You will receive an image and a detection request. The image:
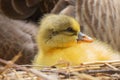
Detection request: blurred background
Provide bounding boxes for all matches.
[0,0,120,64]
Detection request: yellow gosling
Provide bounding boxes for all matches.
[33,14,120,67]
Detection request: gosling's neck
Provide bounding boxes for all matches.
[39,46,66,54]
[39,43,77,54]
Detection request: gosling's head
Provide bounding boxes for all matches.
[37,14,93,50]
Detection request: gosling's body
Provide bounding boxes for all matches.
[33,14,119,67]
[34,41,119,66]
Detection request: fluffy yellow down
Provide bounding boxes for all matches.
[33,14,120,67]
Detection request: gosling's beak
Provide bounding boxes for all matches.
[77,32,93,43]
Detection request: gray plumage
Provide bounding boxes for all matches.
[76,0,120,51]
[0,14,38,64]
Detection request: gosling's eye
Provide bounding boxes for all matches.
[52,31,58,36]
[65,27,74,32]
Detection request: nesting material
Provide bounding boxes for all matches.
[0,57,120,80]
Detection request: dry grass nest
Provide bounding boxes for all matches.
[0,53,120,80]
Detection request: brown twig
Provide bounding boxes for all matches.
[83,69,120,74]
[0,52,22,74]
[0,58,57,80]
[82,60,120,65]
[104,63,119,70]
